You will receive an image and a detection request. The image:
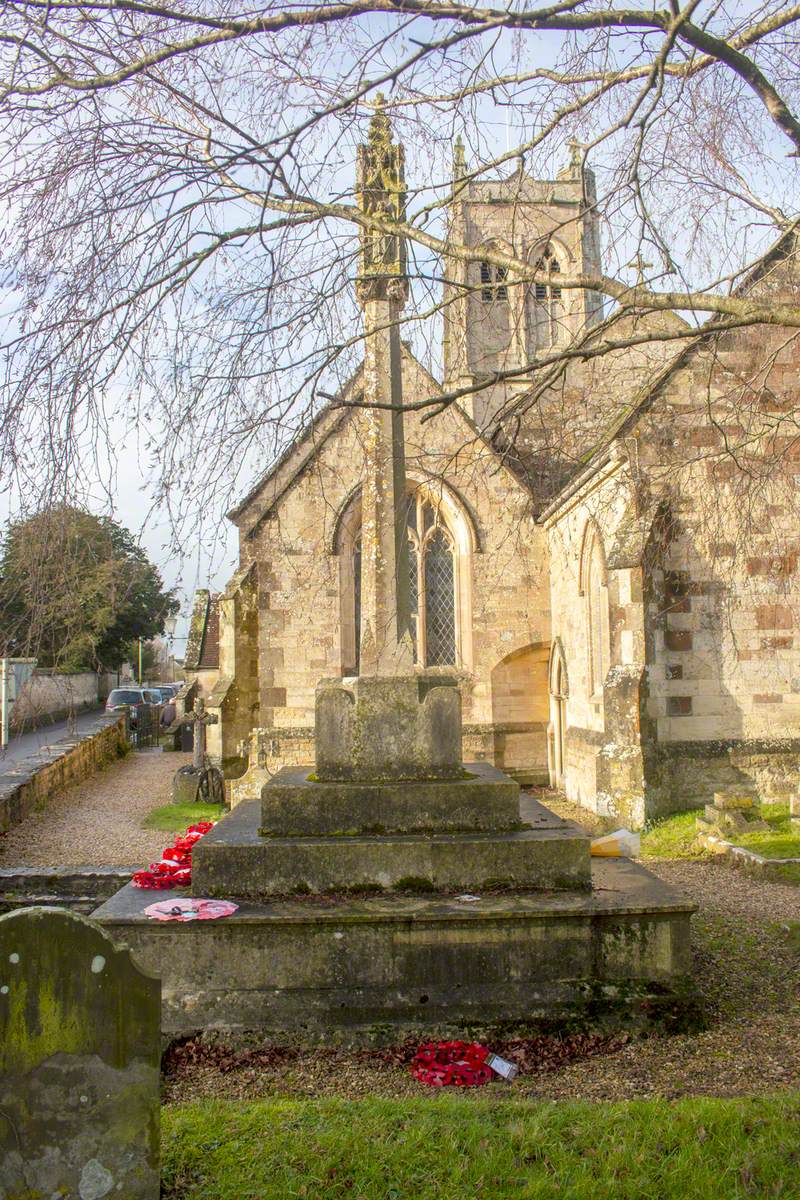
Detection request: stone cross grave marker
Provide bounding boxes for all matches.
[0,905,160,1199]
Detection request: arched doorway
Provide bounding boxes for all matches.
[490,643,550,782]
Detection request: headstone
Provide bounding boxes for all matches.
[0,906,160,1198]
[790,793,800,829]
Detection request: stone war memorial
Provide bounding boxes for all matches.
[94,106,695,1041]
[0,906,160,1199]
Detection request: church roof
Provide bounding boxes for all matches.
[226,346,534,536]
[543,224,800,516]
[184,589,221,671]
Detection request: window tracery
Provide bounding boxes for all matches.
[529,244,564,348]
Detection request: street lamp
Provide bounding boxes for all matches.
[164,616,178,682]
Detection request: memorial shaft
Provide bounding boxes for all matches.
[355,98,414,675]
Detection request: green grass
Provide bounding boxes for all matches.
[161,1094,800,1200]
[640,801,800,863]
[736,802,800,859]
[142,801,225,832]
[640,808,706,860]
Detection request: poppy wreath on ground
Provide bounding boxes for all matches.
[411,1041,494,1087]
[131,822,216,890]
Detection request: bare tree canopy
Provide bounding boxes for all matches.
[2,0,800,539]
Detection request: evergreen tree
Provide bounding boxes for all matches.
[0,506,178,672]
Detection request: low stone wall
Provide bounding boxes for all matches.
[645,738,800,816]
[0,865,136,915]
[0,714,127,833]
[9,669,103,731]
[697,830,800,884]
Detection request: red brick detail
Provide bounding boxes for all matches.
[689,428,721,447]
[755,605,794,630]
[747,555,797,577]
[760,637,793,650]
[665,630,693,651]
[667,697,693,716]
[708,461,737,482]
[753,694,783,704]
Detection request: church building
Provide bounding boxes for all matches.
[184,112,800,828]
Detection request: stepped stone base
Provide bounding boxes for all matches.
[261,761,521,835]
[193,797,591,895]
[93,860,695,1040]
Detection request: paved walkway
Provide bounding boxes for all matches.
[0,749,193,867]
[0,708,106,767]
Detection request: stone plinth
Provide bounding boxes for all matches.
[93,860,696,1041]
[315,674,461,782]
[260,760,521,835]
[192,798,590,895]
[0,906,160,1199]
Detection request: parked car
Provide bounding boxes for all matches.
[151,684,180,702]
[105,687,162,730]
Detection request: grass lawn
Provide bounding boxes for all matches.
[640,802,800,862]
[142,801,226,832]
[736,803,800,859]
[640,808,707,860]
[161,1093,800,1200]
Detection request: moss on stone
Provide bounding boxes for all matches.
[393,876,436,893]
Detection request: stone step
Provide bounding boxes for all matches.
[260,761,521,835]
[192,800,591,897]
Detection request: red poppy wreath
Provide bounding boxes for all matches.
[131,821,215,890]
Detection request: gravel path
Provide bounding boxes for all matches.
[163,858,800,1104]
[0,749,193,867]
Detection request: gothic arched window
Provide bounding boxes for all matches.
[339,483,473,675]
[406,492,458,667]
[529,245,564,349]
[579,524,610,697]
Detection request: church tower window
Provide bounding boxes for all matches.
[530,246,564,348]
[480,260,508,302]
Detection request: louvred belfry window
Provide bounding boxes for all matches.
[531,246,564,347]
[480,260,508,302]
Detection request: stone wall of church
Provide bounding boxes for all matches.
[230,352,553,779]
[632,298,800,810]
[545,456,648,820]
[548,250,800,820]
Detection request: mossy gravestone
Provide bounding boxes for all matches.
[0,906,160,1199]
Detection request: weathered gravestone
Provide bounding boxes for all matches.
[0,906,160,1199]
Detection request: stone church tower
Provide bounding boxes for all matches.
[442,139,604,431]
